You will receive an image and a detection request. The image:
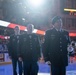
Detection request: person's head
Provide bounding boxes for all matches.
[14,26,20,35]
[27,24,34,34]
[51,16,63,30]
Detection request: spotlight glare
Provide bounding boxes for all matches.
[29,0,44,7]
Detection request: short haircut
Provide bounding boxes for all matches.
[27,24,34,28]
[51,16,62,25]
[14,26,19,29]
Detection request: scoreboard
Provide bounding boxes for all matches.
[64,0,76,9]
[61,0,76,15]
[60,0,76,30]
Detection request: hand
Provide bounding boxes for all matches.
[18,57,22,61]
[46,61,51,65]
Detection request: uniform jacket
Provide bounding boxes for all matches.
[19,33,41,62]
[8,34,20,59]
[43,28,70,66]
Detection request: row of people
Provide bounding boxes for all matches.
[7,16,74,75]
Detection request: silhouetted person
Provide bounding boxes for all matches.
[43,16,71,75]
[19,24,41,75]
[8,26,22,75]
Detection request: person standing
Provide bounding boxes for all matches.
[19,24,41,75]
[43,16,71,75]
[8,26,22,75]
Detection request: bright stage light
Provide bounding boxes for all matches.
[28,0,44,7]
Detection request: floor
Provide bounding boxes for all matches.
[0,62,76,75]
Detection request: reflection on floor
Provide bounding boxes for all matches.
[0,62,76,75]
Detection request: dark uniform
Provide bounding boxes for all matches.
[43,28,70,75]
[19,33,41,75]
[8,34,22,75]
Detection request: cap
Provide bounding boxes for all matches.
[51,16,62,25]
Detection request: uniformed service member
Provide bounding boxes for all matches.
[8,26,22,75]
[19,24,41,75]
[43,16,70,75]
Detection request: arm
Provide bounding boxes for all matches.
[36,35,41,59]
[42,31,49,61]
[67,32,71,44]
[7,36,13,58]
[18,35,23,57]
[18,35,23,61]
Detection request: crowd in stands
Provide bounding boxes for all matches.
[0,38,8,53]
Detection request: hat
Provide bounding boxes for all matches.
[51,16,62,25]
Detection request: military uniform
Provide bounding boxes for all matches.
[19,33,41,75]
[8,34,22,75]
[43,28,70,75]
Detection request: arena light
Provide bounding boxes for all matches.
[0,20,76,36]
[28,0,44,7]
[64,8,76,12]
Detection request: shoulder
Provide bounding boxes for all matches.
[32,33,39,38]
[62,29,69,34]
[10,34,14,38]
[45,28,54,34]
[10,34,14,37]
[19,33,26,38]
